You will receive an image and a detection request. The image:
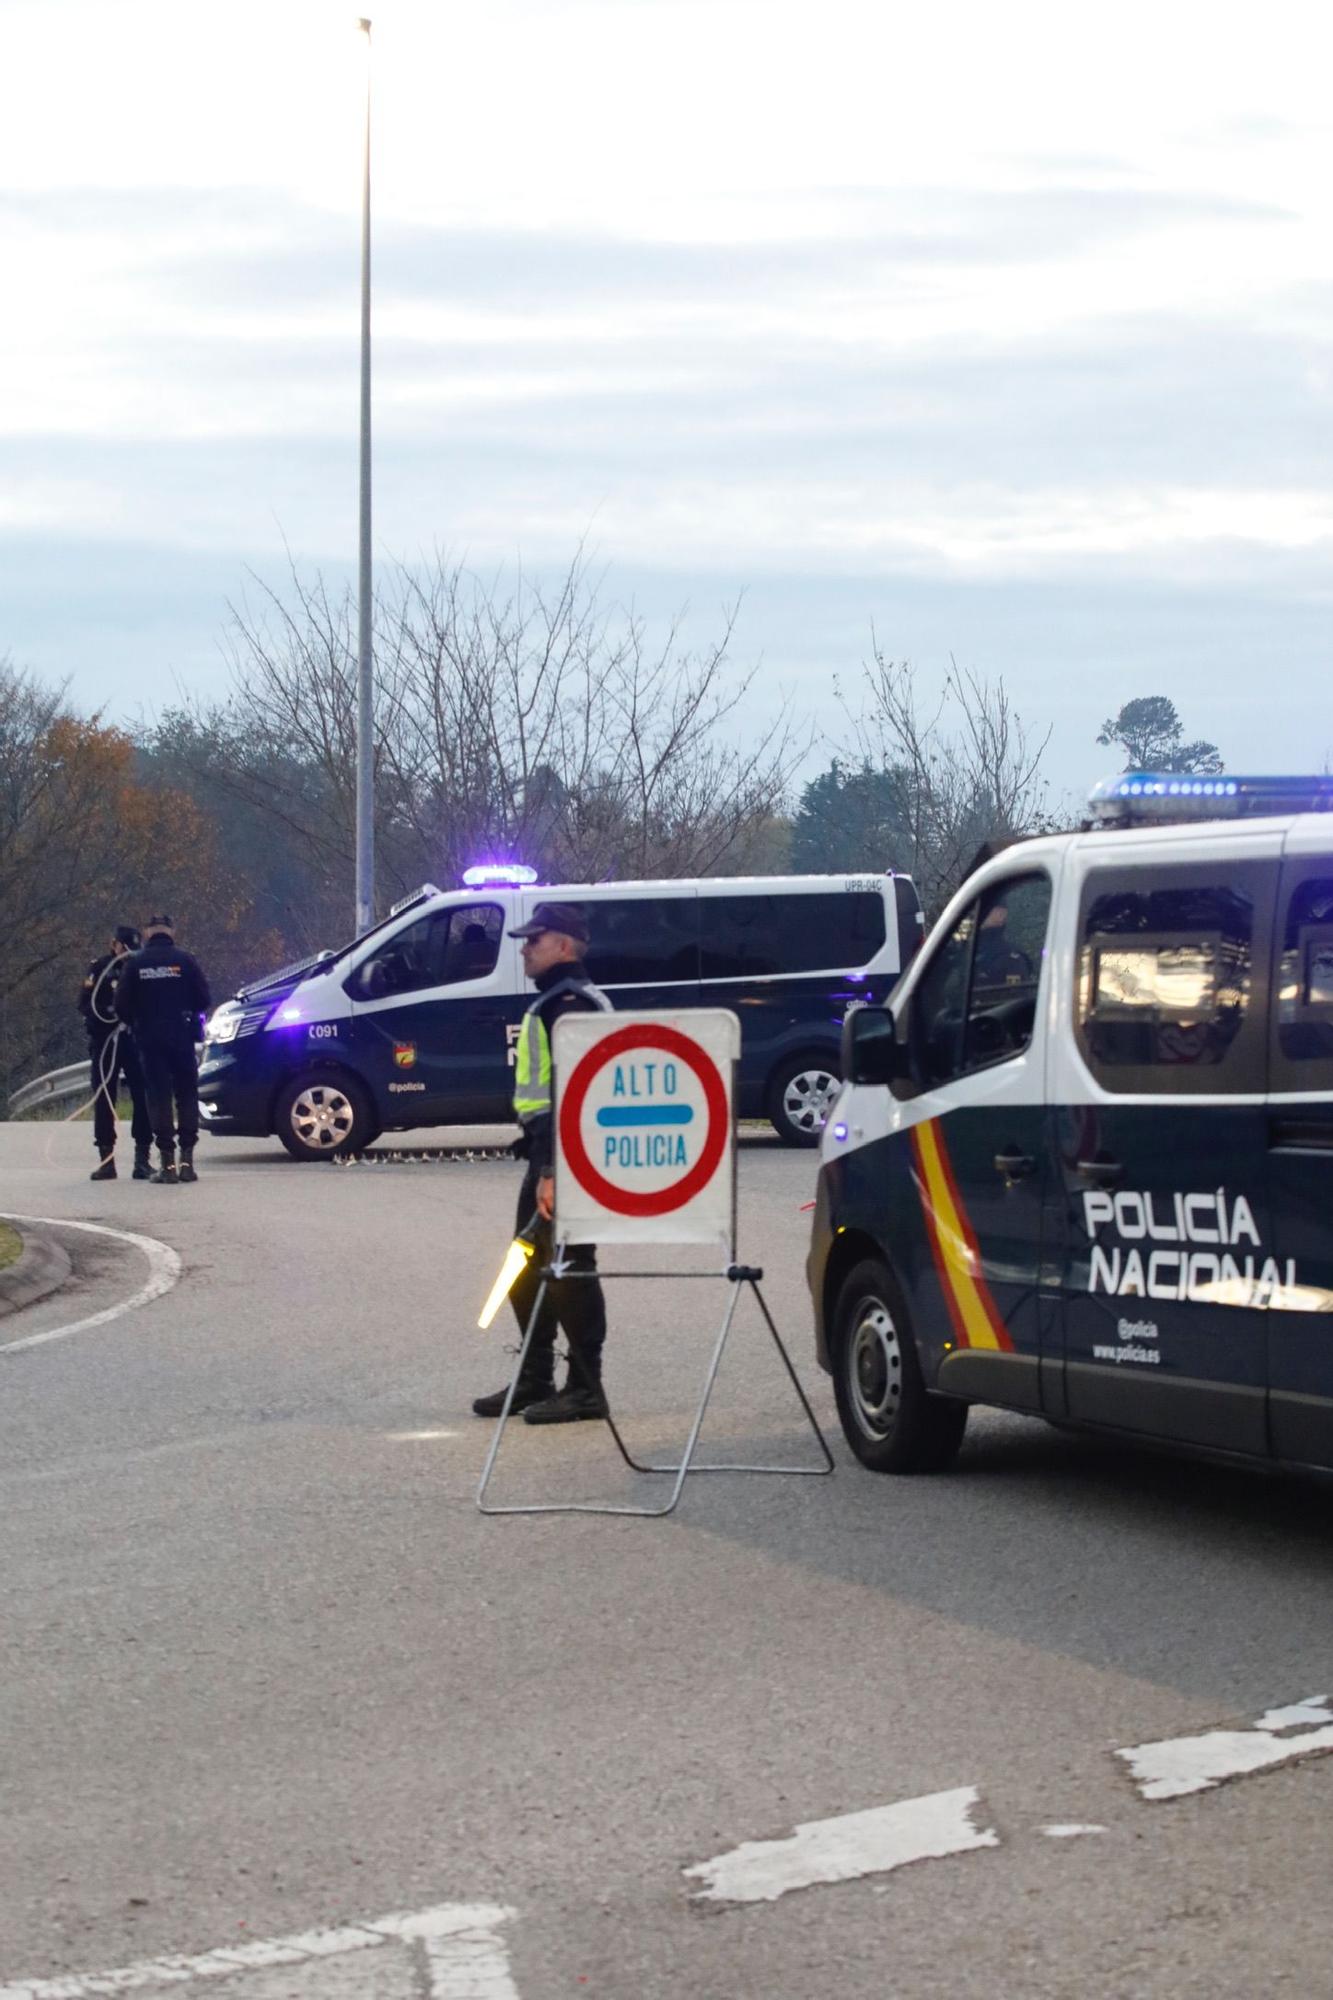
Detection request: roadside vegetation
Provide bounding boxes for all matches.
[0,550,1220,1112]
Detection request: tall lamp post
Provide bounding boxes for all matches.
[355,16,374,935]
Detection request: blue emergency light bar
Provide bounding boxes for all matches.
[1089,772,1333,826]
[461,863,539,888]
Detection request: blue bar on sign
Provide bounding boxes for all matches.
[595,1105,695,1128]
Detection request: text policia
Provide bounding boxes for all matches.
[1083,1187,1306,1310]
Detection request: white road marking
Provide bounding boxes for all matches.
[385,1429,462,1442]
[683,1786,998,1904]
[1117,1694,1333,1801]
[0,1903,519,2000]
[0,1216,181,1356]
[1040,1824,1106,1839]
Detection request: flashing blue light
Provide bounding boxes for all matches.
[462,863,538,888]
[280,1005,301,1022]
[1090,771,1332,825]
[832,1122,849,1143]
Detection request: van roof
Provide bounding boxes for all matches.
[436,872,907,898]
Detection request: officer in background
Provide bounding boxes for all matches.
[115,915,212,1185]
[78,924,153,1182]
[472,902,614,1425]
[972,895,1034,995]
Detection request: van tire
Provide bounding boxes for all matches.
[831,1257,968,1473]
[768,1053,841,1147]
[275,1071,378,1161]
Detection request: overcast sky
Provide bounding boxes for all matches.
[3,0,1330,798]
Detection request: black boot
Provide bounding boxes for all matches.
[90,1155,117,1182]
[150,1149,178,1185]
[523,1364,607,1425]
[178,1152,198,1184]
[132,1149,152,1181]
[472,1374,554,1419]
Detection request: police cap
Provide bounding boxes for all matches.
[507,901,590,944]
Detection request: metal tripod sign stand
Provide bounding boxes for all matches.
[476,1009,834,1518]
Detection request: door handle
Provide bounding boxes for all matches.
[1269,1116,1333,1152]
[1076,1157,1123,1187]
[993,1148,1036,1180]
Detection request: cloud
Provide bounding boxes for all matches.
[4,529,1329,793]
[5,178,1289,314]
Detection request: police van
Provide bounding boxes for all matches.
[199,868,923,1160]
[809,775,1333,1478]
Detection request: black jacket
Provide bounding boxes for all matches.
[115,937,212,1046]
[524,961,610,1179]
[78,953,127,1038]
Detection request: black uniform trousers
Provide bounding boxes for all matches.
[137,1036,201,1156]
[89,1032,153,1158]
[508,1162,607,1384]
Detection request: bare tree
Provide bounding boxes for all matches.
[203,551,803,911]
[841,646,1055,915]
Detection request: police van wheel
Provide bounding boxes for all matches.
[768,1056,841,1147]
[831,1258,968,1473]
[276,1072,376,1161]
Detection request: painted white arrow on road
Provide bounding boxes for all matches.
[684,1785,998,1904]
[1116,1694,1333,1801]
[0,1903,519,2000]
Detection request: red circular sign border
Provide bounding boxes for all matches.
[559,1023,730,1217]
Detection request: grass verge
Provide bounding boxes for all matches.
[0,1222,22,1272]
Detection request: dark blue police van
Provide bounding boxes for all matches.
[199,869,923,1160]
[810,774,1333,1478]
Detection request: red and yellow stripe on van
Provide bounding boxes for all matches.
[909,1119,1013,1352]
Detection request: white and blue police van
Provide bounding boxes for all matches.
[809,774,1333,1479]
[199,867,924,1160]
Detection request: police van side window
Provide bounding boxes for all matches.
[1273,871,1333,1089]
[911,873,1051,1087]
[700,893,886,979]
[1076,866,1269,1094]
[349,904,503,998]
[583,899,700,987]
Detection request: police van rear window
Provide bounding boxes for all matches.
[1076,864,1271,1095]
[1273,868,1333,1089]
[700,892,886,979]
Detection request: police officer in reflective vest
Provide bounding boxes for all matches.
[78,924,153,1182]
[472,902,614,1425]
[114,915,212,1185]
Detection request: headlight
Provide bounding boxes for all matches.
[204,1008,241,1043]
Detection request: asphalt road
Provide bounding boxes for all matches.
[3,1120,1332,2000]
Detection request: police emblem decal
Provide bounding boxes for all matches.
[393,1042,417,1070]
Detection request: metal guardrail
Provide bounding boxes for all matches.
[8,1062,89,1120]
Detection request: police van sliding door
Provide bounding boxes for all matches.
[1057,851,1278,1456]
[1265,843,1333,1468]
[577,891,701,1016]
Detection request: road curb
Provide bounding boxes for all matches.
[0,1225,73,1317]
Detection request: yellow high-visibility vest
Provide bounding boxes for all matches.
[512,1006,552,1123]
[511,976,613,1123]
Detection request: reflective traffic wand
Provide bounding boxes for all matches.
[477,1215,540,1329]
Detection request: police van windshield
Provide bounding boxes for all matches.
[291,891,445,986]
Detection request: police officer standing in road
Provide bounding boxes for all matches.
[78,924,153,1182]
[115,915,212,1185]
[472,902,614,1425]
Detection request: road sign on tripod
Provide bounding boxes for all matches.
[476,1006,833,1519]
[553,1010,739,1250]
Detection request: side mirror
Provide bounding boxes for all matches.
[841,1005,906,1087]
